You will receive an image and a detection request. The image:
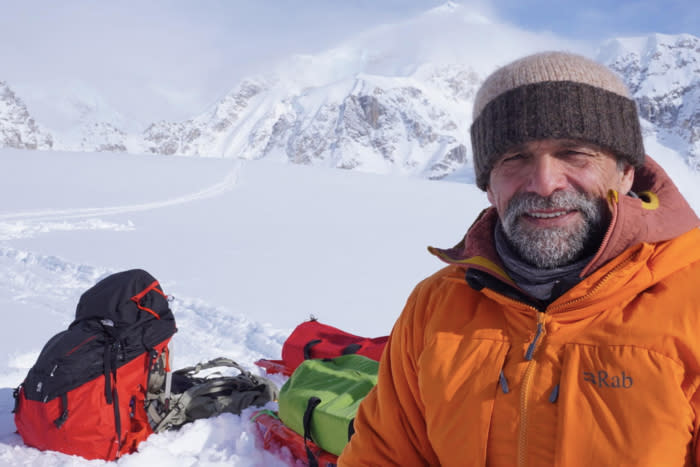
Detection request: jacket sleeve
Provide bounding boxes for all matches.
[338,281,440,466]
[693,386,700,464]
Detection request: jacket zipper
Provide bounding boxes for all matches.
[496,252,635,466]
[518,311,546,467]
[548,253,635,314]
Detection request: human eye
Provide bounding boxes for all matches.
[561,150,585,157]
[558,149,591,166]
[501,153,525,163]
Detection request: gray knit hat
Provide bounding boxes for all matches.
[470,51,645,190]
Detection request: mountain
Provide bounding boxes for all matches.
[598,33,700,168]
[1,22,698,179]
[126,30,697,178]
[133,67,476,180]
[0,81,52,150]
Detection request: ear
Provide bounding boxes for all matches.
[619,163,635,194]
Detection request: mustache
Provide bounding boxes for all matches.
[503,191,600,225]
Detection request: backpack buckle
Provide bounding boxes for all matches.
[12,385,21,413]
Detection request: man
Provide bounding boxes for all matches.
[339,51,700,465]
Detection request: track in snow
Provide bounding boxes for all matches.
[0,156,284,381]
[0,160,241,223]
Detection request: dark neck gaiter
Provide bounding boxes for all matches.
[494,222,590,303]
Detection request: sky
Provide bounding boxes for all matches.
[1,0,697,127]
[490,0,699,39]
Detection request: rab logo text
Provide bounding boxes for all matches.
[583,370,633,388]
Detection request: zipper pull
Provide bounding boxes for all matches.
[499,370,510,394]
[549,384,560,403]
[524,313,546,361]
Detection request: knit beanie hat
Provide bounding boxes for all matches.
[470,51,645,190]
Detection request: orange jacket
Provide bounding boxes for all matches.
[339,157,700,466]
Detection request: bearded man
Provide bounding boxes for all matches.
[339,52,700,466]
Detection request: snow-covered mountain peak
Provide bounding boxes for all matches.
[0,81,52,150]
[423,1,489,21]
[599,33,699,88]
[130,30,699,177]
[1,28,699,178]
[426,1,492,25]
[129,61,477,181]
[598,33,700,166]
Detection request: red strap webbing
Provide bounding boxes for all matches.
[130,280,165,319]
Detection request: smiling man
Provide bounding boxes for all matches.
[339,52,700,465]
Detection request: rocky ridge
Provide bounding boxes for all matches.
[0,81,52,150]
[599,33,700,168]
[1,32,698,179]
[129,70,474,180]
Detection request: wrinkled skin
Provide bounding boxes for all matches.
[487,139,635,268]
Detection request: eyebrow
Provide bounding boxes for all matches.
[556,140,596,150]
[502,142,531,155]
[503,139,602,156]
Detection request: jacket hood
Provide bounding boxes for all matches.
[429,155,700,284]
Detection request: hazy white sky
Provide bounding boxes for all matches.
[1,0,697,127]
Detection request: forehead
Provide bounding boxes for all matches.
[502,139,614,157]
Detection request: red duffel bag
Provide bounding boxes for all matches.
[255,318,387,376]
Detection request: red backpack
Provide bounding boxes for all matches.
[13,269,177,460]
[255,318,388,376]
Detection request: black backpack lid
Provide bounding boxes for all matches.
[73,269,175,328]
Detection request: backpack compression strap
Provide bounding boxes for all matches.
[130,280,166,320]
[101,321,123,448]
[302,397,322,467]
[53,393,69,428]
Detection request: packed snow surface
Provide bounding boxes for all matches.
[1,141,698,465]
[0,147,485,465]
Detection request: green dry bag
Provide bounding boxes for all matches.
[277,354,378,458]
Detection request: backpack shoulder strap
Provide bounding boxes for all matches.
[150,379,232,432]
[148,358,278,432]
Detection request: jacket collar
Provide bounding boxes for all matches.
[429,155,700,282]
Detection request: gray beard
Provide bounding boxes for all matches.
[501,191,605,269]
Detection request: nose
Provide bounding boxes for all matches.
[526,155,568,197]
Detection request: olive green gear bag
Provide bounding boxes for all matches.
[277,353,378,458]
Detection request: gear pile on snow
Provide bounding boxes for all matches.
[147,357,278,433]
[253,318,388,466]
[13,269,279,461]
[13,269,176,460]
[12,272,378,463]
[255,318,387,376]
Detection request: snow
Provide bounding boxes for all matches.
[0,146,486,465]
[2,142,698,465]
[0,5,698,461]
